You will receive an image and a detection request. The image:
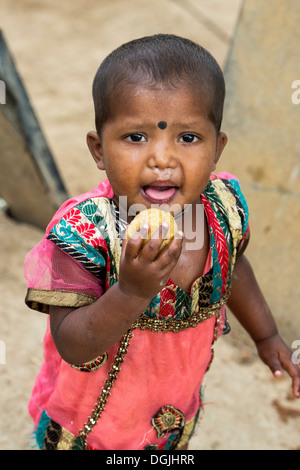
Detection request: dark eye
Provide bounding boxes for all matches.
[179,134,199,143]
[126,133,146,142]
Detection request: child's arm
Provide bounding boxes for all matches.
[49,224,183,365]
[227,254,300,398]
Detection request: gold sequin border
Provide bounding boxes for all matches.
[131,293,229,333]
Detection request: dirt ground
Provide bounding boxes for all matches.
[0,0,299,450]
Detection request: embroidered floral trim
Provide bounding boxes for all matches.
[37,411,94,450]
[152,405,185,438]
[45,177,248,323]
[72,353,108,372]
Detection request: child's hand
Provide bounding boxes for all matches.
[119,223,183,301]
[255,334,300,398]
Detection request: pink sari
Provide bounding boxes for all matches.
[24,174,249,450]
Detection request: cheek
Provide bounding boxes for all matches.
[184,158,214,190]
[109,160,138,177]
[186,157,214,177]
[191,146,217,172]
[104,157,140,192]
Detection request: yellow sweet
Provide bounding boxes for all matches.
[126,208,178,251]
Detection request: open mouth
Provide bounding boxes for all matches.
[142,184,179,203]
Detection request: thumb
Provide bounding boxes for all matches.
[267,356,282,377]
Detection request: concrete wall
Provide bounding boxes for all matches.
[220,0,300,345]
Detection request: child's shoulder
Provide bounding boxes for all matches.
[45,179,117,256]
[205,171,250,237]
[46,179,113,233]
[207,172,248,211]
[209,171,242,192]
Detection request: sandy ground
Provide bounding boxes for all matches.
[0,0,299,450]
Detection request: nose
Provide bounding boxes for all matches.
[147,138,177,170]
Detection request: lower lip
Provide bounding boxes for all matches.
[142,186,178,204]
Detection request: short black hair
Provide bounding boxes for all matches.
[92,34,225,135]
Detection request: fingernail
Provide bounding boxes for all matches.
[140,224,149,238]
[274,370,282,377]
[131,230,140,240]
[161,222,169,234]
[140,223,149,232]
[175,231,184,239]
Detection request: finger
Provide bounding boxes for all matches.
[293,374,300,398]
[266,353,283,378]
[279,353,300,398]
[141,222,170,261]
[124,224,149,259]
[157,231,184,266]
[151,222,170,244]
[163,230,184,254]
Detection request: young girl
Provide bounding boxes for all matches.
[24,34,300,451]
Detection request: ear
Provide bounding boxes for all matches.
[86,130,106,170]
[212,131,227,170]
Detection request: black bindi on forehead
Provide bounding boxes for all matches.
[157,120,167,130]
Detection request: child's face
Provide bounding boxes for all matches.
[87,84,227,217]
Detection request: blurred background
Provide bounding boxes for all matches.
[0,0,299,450]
